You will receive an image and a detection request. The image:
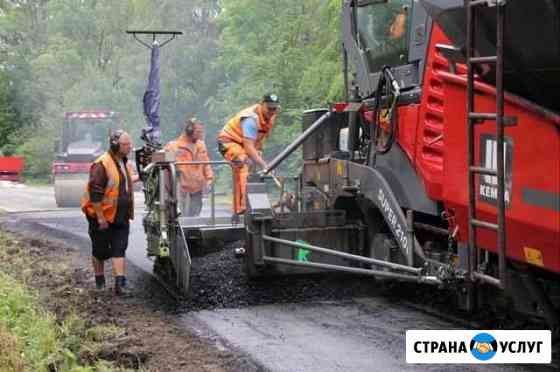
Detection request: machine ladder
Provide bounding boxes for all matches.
[465,0,512,289]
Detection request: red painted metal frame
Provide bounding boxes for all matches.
[441,71,560,273]
[0,156,24,182]
[51,161,91,175]
[395,24,560,272]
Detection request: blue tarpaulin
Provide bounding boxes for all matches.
[142,44,161,143]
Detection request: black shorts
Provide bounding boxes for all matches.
[87,217,130,260]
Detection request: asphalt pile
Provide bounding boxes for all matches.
[180,247,524,331]
[182,244,381,311]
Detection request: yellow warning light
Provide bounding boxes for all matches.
[523,247,544,267]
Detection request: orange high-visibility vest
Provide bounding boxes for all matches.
[218,104,276,150]
[81,152,134,222]
[164,134,213,193]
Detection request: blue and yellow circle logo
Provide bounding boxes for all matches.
[470,333,497,361]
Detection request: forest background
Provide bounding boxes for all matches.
[0,0,343,181]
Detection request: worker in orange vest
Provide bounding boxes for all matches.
[81,130,139,295]
[164,118,213,217]
[217,94,279,215]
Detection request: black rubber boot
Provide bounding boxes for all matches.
[114,276,131,296]
[95,275,106,290]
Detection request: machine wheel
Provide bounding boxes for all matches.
[362,206,407,271]
[54,177,85,208]
[55,191,80,208]
[54,185,73,207]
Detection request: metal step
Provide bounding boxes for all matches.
[470,218,499,231]
[469,56,497,64]
[469,112,497,121]
[469,166,498,176]
[469,0,498,7]
[466,0,509,291]
[473,271,502,288]
[468,113,517,126]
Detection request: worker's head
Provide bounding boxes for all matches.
[261,94,280,119]
[109,130,132,157]
[184,118,204,141]
[388,5,408,40]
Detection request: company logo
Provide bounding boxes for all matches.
[406,330,551,364]
[295,239,310,262]
[479,134,513,207]
[470,333,497,361]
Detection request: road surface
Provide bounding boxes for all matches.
[0,183,552,372]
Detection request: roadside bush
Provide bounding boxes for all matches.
[15,129,55,179]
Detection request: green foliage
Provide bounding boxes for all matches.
[1,0,343,179]
[0,231,133,371]
[0,272,64,371]
[16,127,56,178]
[209,0,343,175]
[0,0,223,175]
[0,71,20,155]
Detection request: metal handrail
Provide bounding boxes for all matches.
[264,111,332,174]
[175,160,230,166]
[173,160,234,224]
[262,256,441,285]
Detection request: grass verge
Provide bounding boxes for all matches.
[0,271,70,371]
[0,231,133,372]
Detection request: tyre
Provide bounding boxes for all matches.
[361,207,406,270]
[54,175,86,208]
[54,185,80,207]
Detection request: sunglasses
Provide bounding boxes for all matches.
[266,105,278,112]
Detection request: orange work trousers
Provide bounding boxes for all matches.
[220,142,249,214]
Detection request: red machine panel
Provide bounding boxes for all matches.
[52,161,91,175]
[0,156,24,182]
[440,72,560,272]
[415,25,451,202]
